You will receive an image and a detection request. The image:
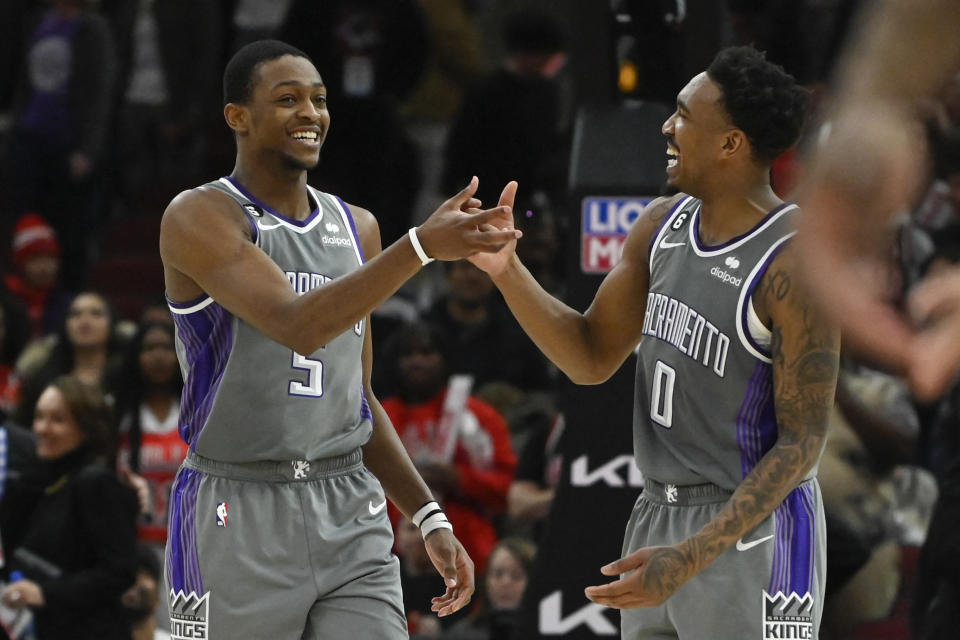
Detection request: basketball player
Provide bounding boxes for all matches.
[472,47,839,638]
[157,40,521,639]
[797,0,960,401]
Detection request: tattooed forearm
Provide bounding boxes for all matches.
[680,249,839,573]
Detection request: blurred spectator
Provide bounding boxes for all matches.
[507,411,564,542]
[395,518,445,638]
[440,537,536,640]
[115,321,185,547]
[0,285,32,417]
[0,376,138,640]
[913,135,960,232]
[381,323,516,574]
[14,292,125,430]
[279,0,428,246]
[442,9,570,207]
[0,422,41,581]
[120,544,169,640]
[101,0,221,214]
[818,358,934,637]
[4,213,71,340]
[227,0,292,52]
[4,0,117,290]
[421,261,553,396]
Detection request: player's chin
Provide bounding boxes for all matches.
[282,150,321,171]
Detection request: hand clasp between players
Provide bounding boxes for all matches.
[415,177,521,262]
[584,544,695,610]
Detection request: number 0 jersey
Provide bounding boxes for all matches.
[634,195,809,490]
[168,177,371,463]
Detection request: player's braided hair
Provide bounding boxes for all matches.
[707,46,809,164]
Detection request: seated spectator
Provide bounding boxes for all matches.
[120,544,170,640]
[0,422,41,581]
[441,537,536,640]
[395,518,445,638]
[14,291,126,429]
[0,300,32,422]
[4,213,71,340]
[115,320,185,548]
[0,376,138,640]
[507,410,564,542]
[422,260,553,396]
[381,323,516,574]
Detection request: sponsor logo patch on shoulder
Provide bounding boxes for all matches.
[170,590,210,639]
[763,590,814,639]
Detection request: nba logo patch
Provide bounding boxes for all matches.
[216,502,228,527]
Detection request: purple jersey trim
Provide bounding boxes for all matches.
[769,483,817,597]
[359,384,373,423]
[226,176,321,228]
[337,196,366,263]
[736,360,777,479]
[739,239,793,357]
[167,292,209,310]
[167,468,204,594]
[172,301,234,446]
[692,202,792,252]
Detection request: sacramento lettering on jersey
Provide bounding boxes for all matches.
[641,292,729,377]
[286,271,362,336]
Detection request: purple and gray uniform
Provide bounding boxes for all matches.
[623,195,825,640]
[164,177,406,640]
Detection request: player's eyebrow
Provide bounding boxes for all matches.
[271,80,325,91]
[676,98,690,114]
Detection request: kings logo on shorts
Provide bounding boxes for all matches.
[762,590,814,639]
[170,590,210,639]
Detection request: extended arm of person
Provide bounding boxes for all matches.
[585,248,839,608]
[160,177,518,355]
[482,192,684,384]
[353,212,475,617]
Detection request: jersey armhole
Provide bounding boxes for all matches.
[736,233,796,362]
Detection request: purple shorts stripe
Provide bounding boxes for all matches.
[769,484,816,596]
[167,468,204,594]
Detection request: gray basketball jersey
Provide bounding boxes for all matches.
[634,195,803,490]
[167,177,371,462]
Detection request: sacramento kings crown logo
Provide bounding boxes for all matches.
[170,590,210,639]
[762,590,814,639]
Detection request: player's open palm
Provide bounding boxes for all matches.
[584,545,695,609]
[468,181,520,276]
[417,177,520,261]
[424,529,475,617]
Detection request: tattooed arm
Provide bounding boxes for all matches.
[585,246,839,609]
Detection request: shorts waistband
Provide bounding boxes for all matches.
[184,449,363,482]
[642,478,733,506]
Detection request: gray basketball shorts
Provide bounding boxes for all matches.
[620,478,825,640]
[164,449,407,640]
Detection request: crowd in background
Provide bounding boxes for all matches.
[0,1,957,639]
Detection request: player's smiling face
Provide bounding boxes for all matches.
[242,55,330,171]
[661,72,734,193]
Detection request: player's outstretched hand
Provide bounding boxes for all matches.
[416,177,521,261]
[469,181,519,276]
[584,545,694,609]
[424,528,475,617]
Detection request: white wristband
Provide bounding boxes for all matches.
[421,518,453,539]
[408,227,435,265]
[412,501,442,528]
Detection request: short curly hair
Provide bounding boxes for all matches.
[707,46,809,164]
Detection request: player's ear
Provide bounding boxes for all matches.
[720,129,745,159]
[224,103,249,134]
